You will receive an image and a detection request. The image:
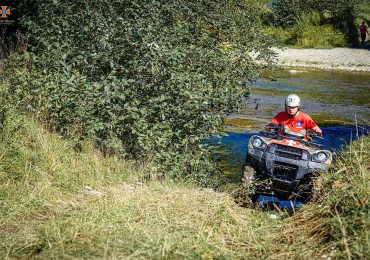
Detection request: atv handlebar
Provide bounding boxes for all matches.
[307,130,323,139]
[265,123,323,139]
[265,123,283,132]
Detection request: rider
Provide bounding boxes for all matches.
[266,94,322,138]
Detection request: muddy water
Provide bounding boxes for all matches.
[219,69,370,184]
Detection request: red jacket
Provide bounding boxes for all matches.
[271,111,318,136]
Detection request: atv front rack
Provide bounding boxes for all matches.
[259,131,324,149]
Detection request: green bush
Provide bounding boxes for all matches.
[261,0,359,47]
[264,16,347,48]
[262,0,299,27]
[7,0,276,185]
[296,25,346,48]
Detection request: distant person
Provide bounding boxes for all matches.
[265,94,322,138]
[359,21,369,46]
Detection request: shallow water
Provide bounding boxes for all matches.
[219,69,370,183]
[226,69,370,132]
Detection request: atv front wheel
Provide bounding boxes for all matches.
[235,164,258,206]
[241,164,257,188]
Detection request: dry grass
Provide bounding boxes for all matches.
[1,107,369,259]
[0,110,277,259]
[266,132,370,259]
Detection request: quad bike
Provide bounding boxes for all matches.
[238,123,332,209]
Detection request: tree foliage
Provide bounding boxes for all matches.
[262,0,359,45]
[7,0,276,185]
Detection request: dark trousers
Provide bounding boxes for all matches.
[361,33,366,45]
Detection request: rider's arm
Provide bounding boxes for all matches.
[312,125,321,133]
[266,117,280,132]
[265,123,274,131]
[312,125,322,137]
[305,113,323,137]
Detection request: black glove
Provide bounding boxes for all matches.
[307,130,323,138]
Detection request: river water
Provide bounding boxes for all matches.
[218,69,370,184]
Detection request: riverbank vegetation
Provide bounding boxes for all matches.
[1,102,369,259]
[1,0,370,258]
[1,0,276,186]
[253,0,366,48]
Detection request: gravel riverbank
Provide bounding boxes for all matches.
[273,47,370,72]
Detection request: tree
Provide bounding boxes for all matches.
[263,0,359,45]
[10,0,276,185]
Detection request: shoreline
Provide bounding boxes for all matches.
[273,47,370,72]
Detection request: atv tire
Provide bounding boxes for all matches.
[235,164,259,206]
[241,164,257,188]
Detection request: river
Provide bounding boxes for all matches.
[218,69,370,185]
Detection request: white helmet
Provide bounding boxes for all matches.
[285,94,300,106]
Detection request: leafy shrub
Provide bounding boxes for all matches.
[7,0,276,186]
[296,25,346,48]
[264,15,347,48]
[261,0,359,46]
[262,0,299,27]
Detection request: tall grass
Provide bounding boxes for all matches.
[263,15,347,48]
[0,109,153,258]
[1,104,370,259]
[0,108,279,259]
[1,60,370,258]
[257,0,357,48]
[268,131,370,259]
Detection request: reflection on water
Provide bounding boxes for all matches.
[215,126,369,182]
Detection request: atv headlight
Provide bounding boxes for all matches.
[252,138,263,147]
[312,152,328,163]
[251,137,266,149]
